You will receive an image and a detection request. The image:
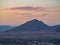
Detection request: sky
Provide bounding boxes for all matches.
[0,0,60,8]
[0,0,60,26]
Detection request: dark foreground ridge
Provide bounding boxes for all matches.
[0,38,60,45]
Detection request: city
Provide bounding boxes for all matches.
[0,38,60,45]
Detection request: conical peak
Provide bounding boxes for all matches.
[33,19,38,20]
[6,19,49,32]
[32,19,39,21]
[27,19,48,27]
[31,19,40,22]
[30,19,43,23]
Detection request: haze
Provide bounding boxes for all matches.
[0,0,60,26]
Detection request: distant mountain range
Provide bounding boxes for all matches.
[0,25,13,32]
[0,19,60,39]
[5,19,60,32]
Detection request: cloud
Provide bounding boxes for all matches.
[12,12,47,18]
[6,6,46,11]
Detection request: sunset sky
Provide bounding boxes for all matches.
[0,0,60,26]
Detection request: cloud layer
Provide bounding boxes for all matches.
[6,6,46,11]
[0,6,60,26]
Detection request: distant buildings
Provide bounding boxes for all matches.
[27,40,53,45]
[0,38,60,45]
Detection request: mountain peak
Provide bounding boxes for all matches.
[31,19,41,22]
[27,19,44,25]
[32,19,39,21]
[6,19,50,32]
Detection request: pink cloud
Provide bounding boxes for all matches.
[6,6,46,11]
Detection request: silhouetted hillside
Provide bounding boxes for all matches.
[52,25,60,32]
[6,19,60,32]
[0,25,13,32]
[0,19,60,39]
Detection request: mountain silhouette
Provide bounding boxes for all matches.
[5,19,60,32]
[6,19,51,32]
[52,25,60,32]
[0,19,60,39]
[0,25,13,32]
